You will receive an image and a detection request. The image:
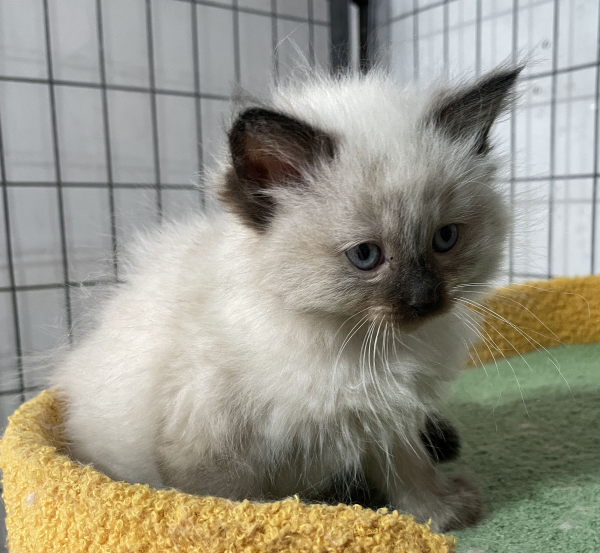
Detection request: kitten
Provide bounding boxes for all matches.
[52,65,520,532]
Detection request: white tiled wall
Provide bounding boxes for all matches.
[384,0,600,282]
[0,1,330,548]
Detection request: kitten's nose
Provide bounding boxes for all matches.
[409,299,438,317]
[405,281,442,317]
[397,268,444,320]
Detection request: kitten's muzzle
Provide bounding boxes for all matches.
[404,289,443,318]
[393,272,446,322]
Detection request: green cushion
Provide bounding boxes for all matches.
[447,343,600,552]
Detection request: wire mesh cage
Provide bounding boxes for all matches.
[0,0,332,406]
[375,0,600,286]
[0,2,333,547]
[1,0,599,550]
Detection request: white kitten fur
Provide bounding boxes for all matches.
[52,68,517,531]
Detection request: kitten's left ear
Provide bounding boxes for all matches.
[223,108,336,231]
[427,65,523,155]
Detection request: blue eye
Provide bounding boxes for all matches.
[346,243,383,271]
[433,224,458,253]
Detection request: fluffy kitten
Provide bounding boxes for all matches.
[52,65,520,532]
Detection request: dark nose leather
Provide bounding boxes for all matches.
[405,278,442,317]
[395,264,444,320]
[409,299,438,317]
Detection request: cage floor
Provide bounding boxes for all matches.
[447,343,600,553]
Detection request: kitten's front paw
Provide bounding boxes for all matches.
[420,416,461,464]
[436,476,483,532]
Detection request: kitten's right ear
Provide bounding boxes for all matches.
[427,65,523,155]
[222,108,336,231]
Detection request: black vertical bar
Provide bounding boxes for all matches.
[0,110,25,404]
[509,0,519,283]
[95,0,119,280]
[42,0,73,339]
[548,0,560,279]
[145,0,163,223]
[190,0,206,208]
[591,6,600,274]
[353,0,370,73]
[330,0,350,72]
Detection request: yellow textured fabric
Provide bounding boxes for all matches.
[0,390,455,552]
[471,275,600,364]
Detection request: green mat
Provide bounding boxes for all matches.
[447,343,600,552]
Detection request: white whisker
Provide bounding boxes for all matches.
[455,300,530,416]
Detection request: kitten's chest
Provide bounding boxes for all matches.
[249,337,422,416]
[252,401,369,496]
[249,349,411,452]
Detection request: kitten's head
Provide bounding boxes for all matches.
[221,66,521,329]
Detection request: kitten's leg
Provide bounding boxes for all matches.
[420,415,461,464]
[156,431,263,500]
[318,469,388,509]
[366,439,482,532]
[320,416,463,511]
[157,448,263,500]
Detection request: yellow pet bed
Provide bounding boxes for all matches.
[470,275,600,363]
[1,275,598,553]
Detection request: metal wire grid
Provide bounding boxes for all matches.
[0,0,332,410]
[380,0,600,284]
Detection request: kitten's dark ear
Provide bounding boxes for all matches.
[222,108,336,231]
[427,65,523,155]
